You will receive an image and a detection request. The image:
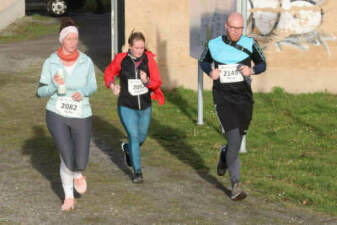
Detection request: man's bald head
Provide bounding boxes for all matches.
[225,12,244,42]
[227,12,244,25]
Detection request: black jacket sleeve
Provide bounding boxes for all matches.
[251,40,266,75]
[198,46,213,75]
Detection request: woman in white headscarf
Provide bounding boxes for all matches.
[37,18,97,211]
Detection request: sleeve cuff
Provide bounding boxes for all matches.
[143,80,150,87]
[78,89,86,98]
[108,81,114,88]
[49,83,58,93]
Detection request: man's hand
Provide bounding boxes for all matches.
[210,69,221,80]
[238,65,254,76]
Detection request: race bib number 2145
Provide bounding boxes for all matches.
[219,64,244,83]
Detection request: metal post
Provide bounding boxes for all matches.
[197,63,204,125]
[111,0,118,59]
[239,0,248,153]
[237,0,242,15]
[242,0,248,35]
[240,133,248,153]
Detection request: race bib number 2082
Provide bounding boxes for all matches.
[56,97,82,118]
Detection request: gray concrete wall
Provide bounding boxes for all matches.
[0,0,25,30]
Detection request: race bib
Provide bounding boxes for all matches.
[219,64,244,83]
[128,79,149,96]
[56,97,82,118]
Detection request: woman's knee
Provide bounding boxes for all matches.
[128,130,140,142]
[75,158,88,171]
[61,158,76,171]
[138,130,148,143]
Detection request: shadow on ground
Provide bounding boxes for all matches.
[149,117,231,197]
[92,116,133,179]
[91,110,231,196]
[21,125,63,200]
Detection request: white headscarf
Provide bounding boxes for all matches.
[58,26,79,44]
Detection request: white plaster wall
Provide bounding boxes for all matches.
[0,0,25,30]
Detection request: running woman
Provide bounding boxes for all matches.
[199,12,266,201]
[37,18,97,211]
[104,31,164,183]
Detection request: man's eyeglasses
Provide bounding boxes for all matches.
[227,24,244,31]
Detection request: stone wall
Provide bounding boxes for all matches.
[125,0,337,93]
[0,0,25,31]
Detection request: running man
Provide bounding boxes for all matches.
[199,12,266,201]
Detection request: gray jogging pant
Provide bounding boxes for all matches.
[46,110,92,172]
[225,128,243,186]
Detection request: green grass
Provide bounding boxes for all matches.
[87,85,334,216]
[1,65,336,216]
[0,15,59,43]
[247,88,337,212]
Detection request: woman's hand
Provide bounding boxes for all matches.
[110,84,120,95]
[140,70,149,84]
[54,74,65,85]
[72,92,82,101]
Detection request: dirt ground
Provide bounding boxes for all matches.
[0,12,337,225]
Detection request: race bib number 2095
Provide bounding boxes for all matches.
[128,79,149,96]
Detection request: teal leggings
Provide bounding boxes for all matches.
[118,106,151,173]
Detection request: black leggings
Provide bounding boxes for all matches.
[46,110,92,171]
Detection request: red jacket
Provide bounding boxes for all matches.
[104,51,165,106]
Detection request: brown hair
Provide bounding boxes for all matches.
[59,17,79,33]
[128,30,146,46]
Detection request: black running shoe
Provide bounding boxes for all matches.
[132,171,144,184]
[216,145,227,176]
[121,142,132,167]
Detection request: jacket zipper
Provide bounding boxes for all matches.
[134,63,141,110]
